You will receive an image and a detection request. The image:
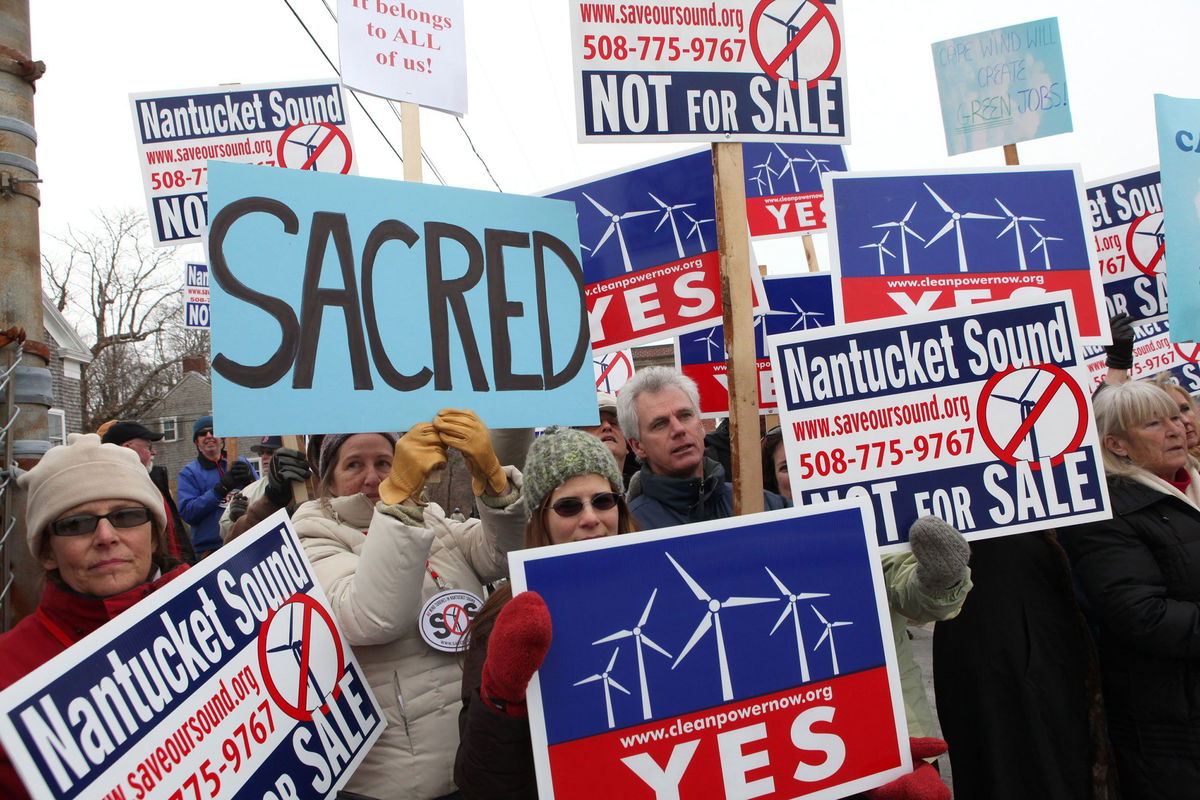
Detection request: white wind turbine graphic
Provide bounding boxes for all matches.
[593,589,673,720]
[1029,226,1063,269]
[860,230,896,275]
[582,192,655,272]
[923,182,1002,272]
[994,199,1044,270]
[752,152,779,195]
[683,210,715,252]
[574,646,631,729]
[749,171,769,195]
[765,568,829,683]
[667,553,778,702]
[692,328,724,362]
[775,144,811,192]
[648,192,696,259]
[787,298,825,330]
[811,606,853,675]
[804,149,831,173]
[753,309,790,352]
[873,202,925,274]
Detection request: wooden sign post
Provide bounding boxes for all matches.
[402,101,422,183]
[712,142,763,516]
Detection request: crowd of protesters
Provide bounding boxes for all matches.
[1,312,1197,800]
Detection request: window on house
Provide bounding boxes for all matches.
[47,408,66,446]
[158,417,179,442]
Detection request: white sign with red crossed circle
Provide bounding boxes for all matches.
[767,292,1111,551]
[570,0,849,142]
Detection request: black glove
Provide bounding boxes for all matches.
[228,492,249,522]
[215,460,255,497]
[1105,313,1134,370]
[265,448,311,507]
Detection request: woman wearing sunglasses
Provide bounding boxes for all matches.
[455,426,633,799]
[0,433,188,800]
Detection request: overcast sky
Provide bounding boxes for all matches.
[28,0,1198,278]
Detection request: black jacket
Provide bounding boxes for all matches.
[1062,475,1200,800]
[627,457,789,530]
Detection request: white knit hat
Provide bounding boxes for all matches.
[18,433,167,556]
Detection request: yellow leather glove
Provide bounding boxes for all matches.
[378,423,447,505]
[434,408,507,496]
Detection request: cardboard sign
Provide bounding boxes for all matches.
[0,511,384,800]
[594,350,635,394]
[337,0,467,114]
[130,80,355,246]
[678,272,834,416]
[206,161,596,436]
[767,294,1112,550]
[511,498,910,800]
[184,262,211,330]
[570,0,849,142]
[825,166,1109,344]
[1085,168,1167,325]
[1080,319,1196,392]
[1155,94,1200,343]
[931,17,1072,156]
[545,150,763,354]
[742,143,847,238]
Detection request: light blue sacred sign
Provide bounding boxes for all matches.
[206,161,595,436]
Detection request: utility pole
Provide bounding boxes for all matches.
[0,0,47,630]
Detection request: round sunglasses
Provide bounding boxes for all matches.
[50,506,153,537]
[547,492,621,518]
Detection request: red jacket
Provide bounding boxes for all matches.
[0,564,188,800]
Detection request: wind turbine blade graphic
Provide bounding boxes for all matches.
[765,566,791,596]
[926,219,955,247]
[814,626,831,649]
[812,605,830,626]
[924,183,953,213]
[770,603,793,635]
[721,596,777,608]
[605,647,621,674]
[592,629,632,645]
[672,611,713,667]
[582,192,612,217]
[638,588,658,627]
[903,201,918,222]
[574,674,601,686]
[640,635,672,658]
[607,677,632,695]
[593,224,616,252]
[667,553,712,602]
[713,610,734,701]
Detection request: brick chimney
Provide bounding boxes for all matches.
[182,356,208,376]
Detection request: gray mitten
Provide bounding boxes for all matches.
[909,516,970,590]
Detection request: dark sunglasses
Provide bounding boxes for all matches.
[196,428,215,438]
[547,492,621,518]
[50,506,153,537]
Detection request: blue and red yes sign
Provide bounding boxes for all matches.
[510,499,910,800]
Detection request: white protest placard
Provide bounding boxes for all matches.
[184,262,210,330]
[1085,167,1167,325]
[338,0,466,113]
[0,511,384,800]
[570,0,849,142]
[768,293,1111,550]
[511,498,909,799]
[130,80,356,247]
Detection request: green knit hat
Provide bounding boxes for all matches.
[523,426,623,511]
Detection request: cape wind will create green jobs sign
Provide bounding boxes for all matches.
[205,162,597,436]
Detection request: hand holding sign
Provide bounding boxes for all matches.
[435,408,507,496]
[380,423,447,504]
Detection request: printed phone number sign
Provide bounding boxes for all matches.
[206,161,596,436]
[511,498,910,800]
[185,262,211,330]
[767,294,1112,550]
[130,80,356,247]
[825,165,1109,345]
[570,0,849,142]
[931,17,1071,156]
[0,511,383,800]
[1080,319,1200,393]
[1085,168,1167,325]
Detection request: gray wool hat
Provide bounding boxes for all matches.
[523,426,623,511]
[18,433,167,556]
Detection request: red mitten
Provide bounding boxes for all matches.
[864,738,949,800]
[480,591,553,718]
